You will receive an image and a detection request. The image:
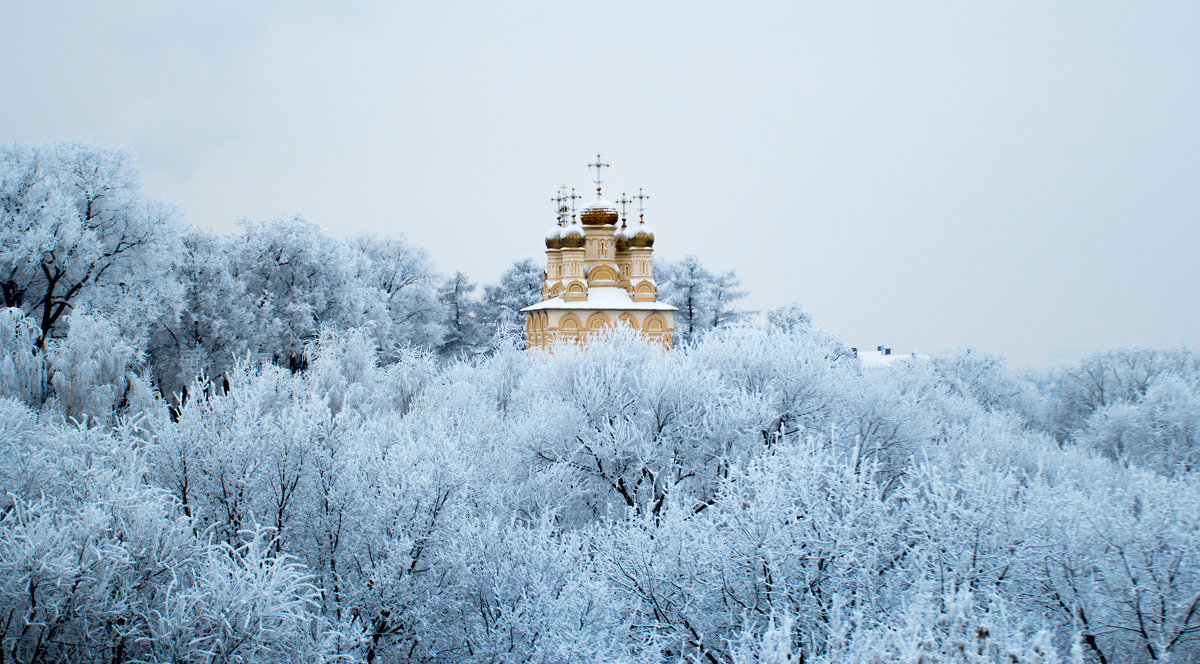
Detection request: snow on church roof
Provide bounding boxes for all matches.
[521,287,678,312]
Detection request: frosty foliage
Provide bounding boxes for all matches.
[45,309,152,426]
[0,142,184,347]
[230,214,376,372]
[481,256,544,342]
[147,228,254,395]
[657,254,751,344]
[3,141,1200,663]
[352,232,446,361]
[0,307,43,403]
[438,271,487,357]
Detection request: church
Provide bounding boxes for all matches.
[523,157,676,350]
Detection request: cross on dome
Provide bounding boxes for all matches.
[634,187,650,222]
[567,187,580,220]
[587,154,610,196]
[555,185,571,224]
[551,190,563,223]
[616,192,631,225]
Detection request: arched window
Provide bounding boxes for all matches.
[586,312,611,330]
[560,313,581,336]
[588,265,618,284]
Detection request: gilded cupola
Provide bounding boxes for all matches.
[614,192,632,251]
[580,198,618,226]
[627,187,654,247]
[560,218,586,248]
[628,221,655,248]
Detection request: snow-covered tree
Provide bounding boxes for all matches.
[658,255,749,344]
[352,232,445,358]
[481,257,543,342]
[0,142,183,348]
[512,328,754,521]
[1039,347,1200,441]
[231,214,374,371]
[1077,373,1200,475]
[709,268,751,328]
[437,271,485,357]
[45,309,157,427]
[148,228,255,395]
[657,254,715,344]
[930,348,1031,417]
[766,302,814,333]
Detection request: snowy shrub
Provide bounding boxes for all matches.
[0,307,44,405]
[46,309,145,426]
[0,426,192,663]
[145,526,335,664]
[810,587,1080,664]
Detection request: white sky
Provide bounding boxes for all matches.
[4,1,1198,365]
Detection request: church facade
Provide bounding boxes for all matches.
[522,157,676,350]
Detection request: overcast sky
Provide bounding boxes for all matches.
[4,1,1198,365]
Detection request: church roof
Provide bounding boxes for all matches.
[521,286,678,312]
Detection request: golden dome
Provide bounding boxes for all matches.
[561,222,586,248]
[545,225,563,249]
[628,222,654,248]
[614,222,630,251]
[580,198,618,226]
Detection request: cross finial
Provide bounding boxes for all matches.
[634,187,650,222]
[616,192,631,226]
[587,153,610,197]
[551,189,564,224]
[568,187,580,221]
[555,185,570,225]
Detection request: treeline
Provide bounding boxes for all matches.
[0,142,746,415]
[1,142,1199,664]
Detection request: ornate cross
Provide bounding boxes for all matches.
[551,190,563,223]
[587,154,610,196]
[634,187,650,221]
[567,187,580,220]
[616,192,631,226]
[555,185,570,224]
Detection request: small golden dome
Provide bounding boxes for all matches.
[628,223,654,248]
[580,198,618,226]
[614,222,630,251]
[561,222,586,248]
[545,225,563,249]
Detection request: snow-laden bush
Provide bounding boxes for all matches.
[145,526,337,664]
[805,587,1081,664]
[45,309,149,426]
[0,307,43,405]
[0,405,347,664]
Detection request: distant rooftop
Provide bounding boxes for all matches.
[852,345,924,368]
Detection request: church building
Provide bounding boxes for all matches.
[523,157,676,349]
